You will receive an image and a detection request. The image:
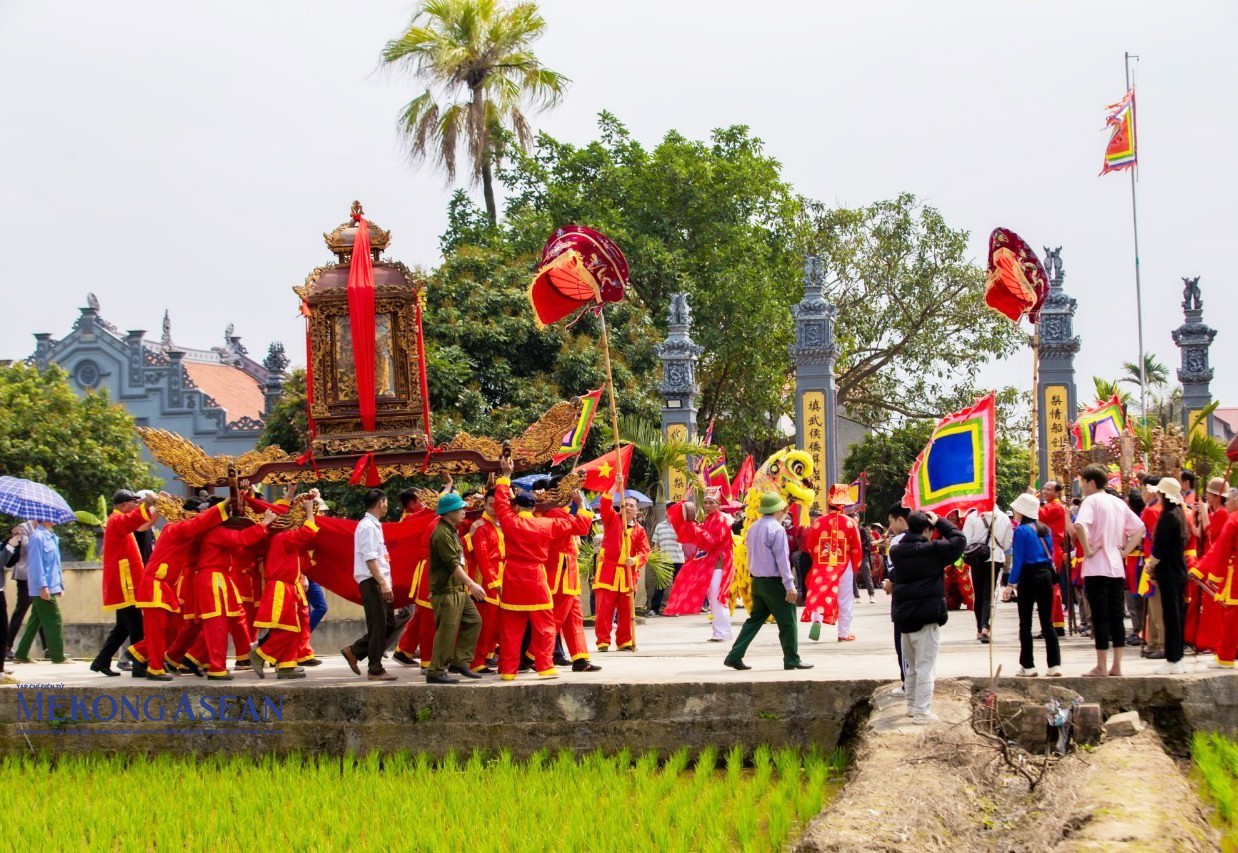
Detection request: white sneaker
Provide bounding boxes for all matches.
[1046,666,1063,677]
[1154,661,1187,675]
[1016,667,1039,677]
[1206,659,1235,670]
[911,712,939,725]
[891,685,906,696]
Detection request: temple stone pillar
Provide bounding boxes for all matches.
[1172,276,1216,440]
[656,293,702,505]
[789,256,839,509]
[1036,247,1081,486]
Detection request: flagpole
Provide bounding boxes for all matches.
[1125,51,1148,431]
[597,309,636,645]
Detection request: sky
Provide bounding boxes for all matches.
[2,1,1235,411]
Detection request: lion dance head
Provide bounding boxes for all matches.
[730,447,817,612]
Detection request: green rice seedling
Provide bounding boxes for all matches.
[695,745,718,783]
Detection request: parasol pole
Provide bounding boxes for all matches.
[1029,322,1041,490]
[597,308,636,645]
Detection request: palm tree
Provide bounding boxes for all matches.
[381,0,569,224]
[601,415,721,512]
[1090,377,1132,408]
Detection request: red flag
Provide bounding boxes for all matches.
[706,447,731,498]
[731,454,755,496]
[574,444,633,494]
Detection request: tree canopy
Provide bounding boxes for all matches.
[0,364,157,555]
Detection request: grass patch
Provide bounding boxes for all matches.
[1,746,844,851]
[1192,731,1238,848]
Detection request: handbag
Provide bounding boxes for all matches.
[963,513,994,568]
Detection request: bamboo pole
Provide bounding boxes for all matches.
[1029,322,1041,490]
[597,310,636,646]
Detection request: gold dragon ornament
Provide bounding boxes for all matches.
[730,447,816,612]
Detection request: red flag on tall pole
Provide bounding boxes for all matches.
[731,454,756,497]
[574,444,634,494]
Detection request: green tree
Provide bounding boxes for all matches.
[807,193,1024,424]
[497,114,809,454]
[1120,353,1170,392]
[0,364,157,557]
[381,0,568,224]
[842,420,933,523]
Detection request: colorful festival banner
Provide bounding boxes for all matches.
[551,387,604,465]
[903,394,997,516]
[842,472,867,513]
[705,448,731,498]
[1071,394,1127,451]
[1100,89,1137,175]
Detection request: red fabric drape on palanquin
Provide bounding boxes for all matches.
[347,216,377,431]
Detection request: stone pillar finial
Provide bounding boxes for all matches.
[657,293,703,505]
[790,254,839,503]
[1036,246,1081,486]
[1173,276,1216,437]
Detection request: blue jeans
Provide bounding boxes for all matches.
[306,580,328,632]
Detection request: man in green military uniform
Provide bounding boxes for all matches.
[426,493,487,684]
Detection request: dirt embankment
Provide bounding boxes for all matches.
[796,679,1219,852]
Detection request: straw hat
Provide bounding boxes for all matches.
[1154,477,1185,505]
[1011,493,1041,521]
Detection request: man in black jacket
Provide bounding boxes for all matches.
[890,510,966,723]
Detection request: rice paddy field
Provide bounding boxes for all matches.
[3,745,844,851]
[1193,732,1238,849]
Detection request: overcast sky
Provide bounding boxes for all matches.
[2,1,1235,411]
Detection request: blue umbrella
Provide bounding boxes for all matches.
[590,489,653,509]
[511,474,553,492]
[0,476,77,524]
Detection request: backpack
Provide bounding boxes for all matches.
[962,513,993,568]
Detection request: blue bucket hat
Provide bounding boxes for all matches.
[437,493,466,515]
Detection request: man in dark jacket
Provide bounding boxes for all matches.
[889,510,966,723]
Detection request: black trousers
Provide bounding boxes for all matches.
[648,562,683,614]
[971,562,997,631]
[94,605,143,666]
[1158,568,1187,664]
[351,578,395,675]
[7,579,42,652]
[853,560,874,596]
[1017,566,1061,669]
[894,622,904,684]
[1084,576,1126,651]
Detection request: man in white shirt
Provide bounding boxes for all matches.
[962,507,1013,643]
[342,489,398,681]
[1072,464,1145,678]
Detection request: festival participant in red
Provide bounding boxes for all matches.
[127,496,230,680]
[801,486,863,642]
[664,487,734,642]
[467,489,504,673]
[541,492,602,672]
[493,457,593,679]
[192,511,276,679]
[592,473,650,652]
[393,486,445,669]
[1139,476,1165,657]
[1194,478,1230,653]
[1198,489,1238,669]
[91,490,158,677]
[1039,482,1070,635]
[250,496,318,680]
[230,538,266,648]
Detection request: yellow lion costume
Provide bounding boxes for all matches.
[731,447,816,611]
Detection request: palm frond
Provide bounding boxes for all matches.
[645,550,675,590]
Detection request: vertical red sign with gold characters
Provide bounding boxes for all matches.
[1044,384,1069,484]
[801,391,828,512]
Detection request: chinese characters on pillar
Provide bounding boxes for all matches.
[801,391,828,512]
[1044,384,1069,484]
[666,423,689,501]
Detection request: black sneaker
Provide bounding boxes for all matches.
[392,650,418,667]
[572,659,602,672]
[130,662,148,679]
[426,672,460,684]
[277,668,307,680]
[180,658,205,678]
[146,671,174,682]
[299,657,323,667]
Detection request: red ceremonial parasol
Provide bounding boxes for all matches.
[528,225,629,326]
[984,227,1049,324]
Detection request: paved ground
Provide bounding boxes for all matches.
[7,593,1232,689]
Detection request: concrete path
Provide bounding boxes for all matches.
[6,594,1232,689]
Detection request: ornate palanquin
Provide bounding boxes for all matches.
[137,201,583,493]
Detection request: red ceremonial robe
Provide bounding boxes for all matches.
[102,504,152,610]
[664,504,734,616]
[801,510,862,624]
